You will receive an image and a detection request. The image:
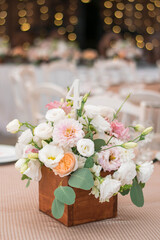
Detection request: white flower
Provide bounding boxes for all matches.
[6,119,21,133]
[77,139,94,157]
[91,115,111,133]
[39,144,64,169]
[18,129,33,145]
[45,108,65,123]
[22,144,39,158]
[76,155,86,168]
[34,122,53,140]
[23,159,42,181]
[84,105,115,121]
[137,162,154,183]
[99,175,121,202]
[15,143,26,158]
[33,136,42,148]
[113,161,136,185]
[15,158,26,172]
[90,164,102,177]
[91,186,100,198]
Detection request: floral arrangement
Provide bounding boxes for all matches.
[6,81,154,219]
[27,38,79,64]
[106,39,142,61]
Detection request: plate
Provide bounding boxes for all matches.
[0,145,17,163]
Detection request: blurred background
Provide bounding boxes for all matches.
[0,0,160,157]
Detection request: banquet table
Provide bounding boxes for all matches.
[0,162,160,240]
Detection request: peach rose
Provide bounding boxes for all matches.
[53,153,78,177]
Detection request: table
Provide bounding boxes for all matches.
[0,162,160,240]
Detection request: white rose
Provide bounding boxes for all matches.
[84,105,115,121]
[23,159,42,181]
[77,139,94,157]
[137,162,154,183]
[91,115,111,133]
[15,143,26,158]
[45,108,65,123]
[18,129,33,145]
[113,161,136,185]
[99,175,121,202]
[6,119,21,133]
[34,122,53,140]
[90,163,102,177]
[39,144,64,169]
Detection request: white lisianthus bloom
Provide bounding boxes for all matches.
[99,175,121,202]
[76,155,86,168]
[91,115,111,133]
[84,105,115,121]
[22,144,39,158]
[15,143,26,158]
[91,186,100,199]
[45,108,65,123]
[23,160,42,181]
[39,144,64,169]
[77,139,94,157]
[90,164,102,177]
[15,158,26,172]
[6,119,21,133]
[113,161,136,185]
[34,122,53,140]
[18,129,33,145]
[137,162,154,183]
[33,136,42,148]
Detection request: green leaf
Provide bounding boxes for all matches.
[84,157,94,168]
[26,179,31,188]
[54,186,75,205]
[68,168,94,190]
[51,198,65,219]
[120,189,130,196]
[130,178,144,207]
[94,139,106,152]
[21,174,29,180]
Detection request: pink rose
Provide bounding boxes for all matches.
[46,101,71,114]
[98,146,121,172]
[110,120,130,140]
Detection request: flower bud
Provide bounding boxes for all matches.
[134,124,145,132]
[141,127,153,136]
[28,153,38,159]
[122,142,137,149]
[6,119,21,134]
[20,163,28,174]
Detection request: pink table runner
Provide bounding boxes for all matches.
[0,163,160,240]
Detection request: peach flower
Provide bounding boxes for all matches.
[53,153,78,177]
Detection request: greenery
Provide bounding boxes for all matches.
[69,168,94,190]
[54,186,75,205]
[51,198,65,219]
[130,178,144,207]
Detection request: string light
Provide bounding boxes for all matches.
[68,32,77,41]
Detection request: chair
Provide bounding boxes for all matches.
[139,101,160,150]
[42,60,77,89]
[10,66,36,123]
[120,89,160,105]
[87,93,140,125]
[25,82,66,124]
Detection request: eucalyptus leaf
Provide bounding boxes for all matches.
[94,139,106,152]
[68,168,94,190]
[54,186,75,205]
[51,198,65,219]
[84,157,94,168]
[130,178,144,207]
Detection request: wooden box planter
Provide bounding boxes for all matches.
[39,166,117,227]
